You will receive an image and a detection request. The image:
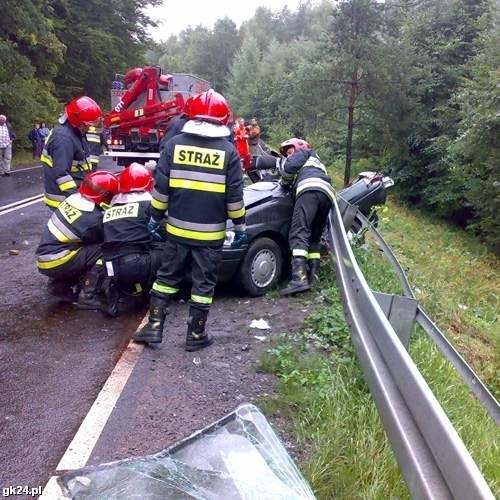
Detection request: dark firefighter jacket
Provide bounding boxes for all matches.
[281,150,335,202]
[41,121,92,209]
[151,124,245,247]
[102,192,154,260]
[36,193,104,270]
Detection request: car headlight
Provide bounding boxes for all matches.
[224,230,235,247]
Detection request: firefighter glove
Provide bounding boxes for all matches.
[231,230,250,248]
[148,217,163,242]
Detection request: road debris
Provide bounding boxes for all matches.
[249,318,271,330]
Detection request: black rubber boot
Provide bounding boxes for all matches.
[133,295,168,344]
[185,308,213,352]
[47,279,78,303]
[307,259,321,286]
[280,257,311,295]
[77,265,103,309]
[102,278,120,318]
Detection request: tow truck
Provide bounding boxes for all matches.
[103,66,211,165]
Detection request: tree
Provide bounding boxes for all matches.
[51,0,161,105]
[447,6,500,250]
[0,0,65,143]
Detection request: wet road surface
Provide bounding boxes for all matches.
[0,169,145,492]
[0,165,315,495]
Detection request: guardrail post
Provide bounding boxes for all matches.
[373,292,418,348]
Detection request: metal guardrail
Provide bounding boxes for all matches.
[355,212,500,425]
[327,199,495,499]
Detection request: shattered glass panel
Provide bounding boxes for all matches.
[57,404,316,499]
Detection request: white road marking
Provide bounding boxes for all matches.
[13,164,42,172]
[0,194,44,215]
[56,332,146,471]
[39,316,149,498]
[39,476,65,499]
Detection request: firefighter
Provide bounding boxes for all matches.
[41,96,102,209]
[278,138,335,295]
[86,122,107,171]
[35,170,119,308]
[134,89,248,350]
[101,163,163,317]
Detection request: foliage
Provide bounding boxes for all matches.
[0,0,160,145]
[152,18,241,92]
[2,0,498,245]
[445,10,500,251]
[258,215,499,497]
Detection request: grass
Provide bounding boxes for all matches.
[12,148,40,167]
[258,192,499,498]
[381,199,499,397]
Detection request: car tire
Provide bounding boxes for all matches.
[238,237,283,296]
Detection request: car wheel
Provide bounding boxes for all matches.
[238,237,283,296]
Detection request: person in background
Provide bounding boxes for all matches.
[28,123,43,159]
[232,117,251,171]
[101,163,163,317]
[277,138,335,295]
[0,114,16,177]
[39,122,50,144]
[248,117,261,145]
[86,121,107,171]
[135,89,248,349]
[41,96,101,209]
[35,170,119,308]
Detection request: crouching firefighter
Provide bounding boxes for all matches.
[41,96,102,209]
[101,163,163,317]
[278,138,335,295]
[134,89,248,349]
[35,171,119,308]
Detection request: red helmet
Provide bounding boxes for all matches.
[119,163,153,193]
[66,96,102,128]
[79,171,119,204]
[279,138,312,156]
[185,89,230,125]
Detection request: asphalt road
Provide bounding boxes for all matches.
[0,164,313,497]
[0,165,145,493]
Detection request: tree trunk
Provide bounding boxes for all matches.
[344,69,358,187]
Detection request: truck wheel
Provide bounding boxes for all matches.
[238,237,283,296]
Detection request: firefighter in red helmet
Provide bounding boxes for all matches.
[135,89,247,349]
[277,138,335,295]
[101,163,164,317]
[36,170,119,307]
[41,96,102,209]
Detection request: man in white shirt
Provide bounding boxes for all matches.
[0,114,16,176]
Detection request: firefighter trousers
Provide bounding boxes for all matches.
[38,244,102,285]
[152,238,223,311]
[289,191,331,258]
[107,248,163,296]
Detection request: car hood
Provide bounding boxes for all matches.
[243,181,283,209]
